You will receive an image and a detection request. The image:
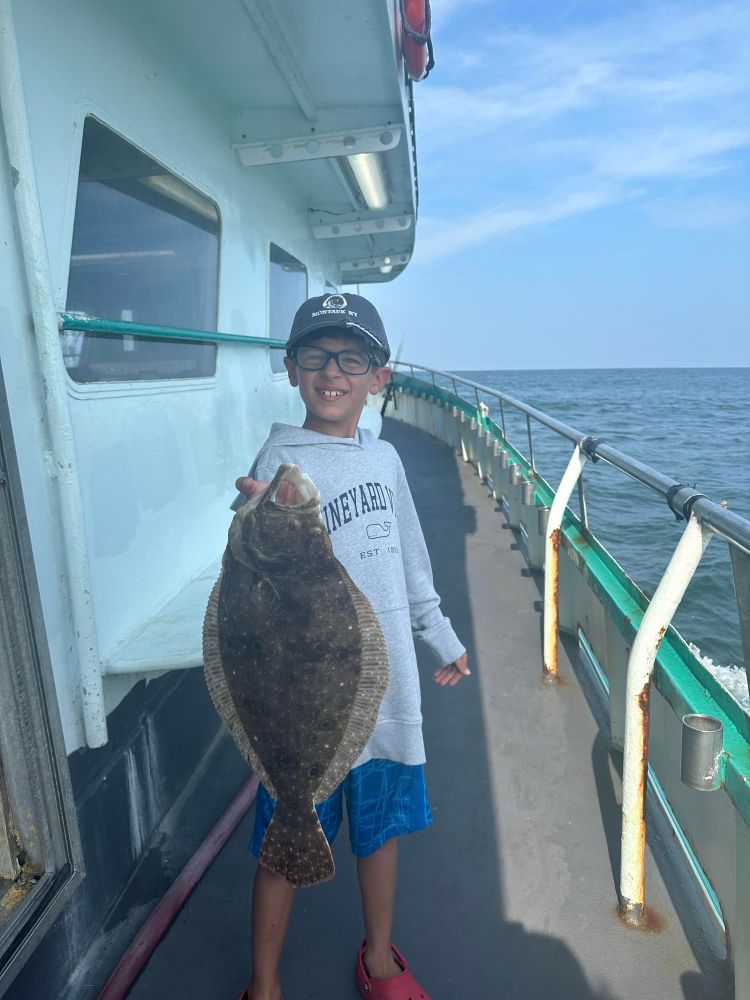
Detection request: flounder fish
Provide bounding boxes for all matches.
[202,464,389,886]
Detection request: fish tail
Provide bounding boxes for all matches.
[259,800,335,887]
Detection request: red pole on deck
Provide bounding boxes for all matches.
[98,777,259,1000]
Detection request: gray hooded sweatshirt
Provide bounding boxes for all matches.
[233,423,465,768]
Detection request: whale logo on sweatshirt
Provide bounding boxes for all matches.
[366,522,392,539]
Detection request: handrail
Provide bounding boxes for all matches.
[393,361,750,556]
[59,313,287,349]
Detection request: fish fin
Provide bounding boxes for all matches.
[202,568,279,800]
[315,573,389,802]
[259,801,335,887]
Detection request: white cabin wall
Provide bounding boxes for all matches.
[6,0,342,751]
[0,106,87,748]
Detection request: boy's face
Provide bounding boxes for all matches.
[284,332,390,438]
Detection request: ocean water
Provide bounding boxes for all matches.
[447,367,750,711]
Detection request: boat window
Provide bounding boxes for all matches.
[63,118,220,382]
[269,244,308,374]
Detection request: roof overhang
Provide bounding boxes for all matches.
[139,0,418,283]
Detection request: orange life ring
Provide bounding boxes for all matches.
[401,0,434,82]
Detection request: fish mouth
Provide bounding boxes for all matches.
[265,464,320,509]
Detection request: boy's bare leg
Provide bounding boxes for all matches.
[249,866,295,1000]
[356,838,403,979]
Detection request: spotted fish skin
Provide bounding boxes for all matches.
[203,464,388,886]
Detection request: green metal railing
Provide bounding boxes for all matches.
[59,313,287,349]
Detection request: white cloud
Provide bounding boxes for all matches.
[548,125,750,182]
[645,193,750,229]
[409,0,750,261]
[414,185,628,263]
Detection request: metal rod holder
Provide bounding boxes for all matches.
[521,481,535,505]
[538,506,550,535]
[681,714,723,791]
[509,464,523,486]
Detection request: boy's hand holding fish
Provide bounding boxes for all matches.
[236,475,299,506]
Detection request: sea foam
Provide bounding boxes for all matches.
[689,642,750,713]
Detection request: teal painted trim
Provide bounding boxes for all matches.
[60,314,287,349]
[393,371,750,826]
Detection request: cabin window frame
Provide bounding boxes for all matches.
[0,362,84,990]
[62,115,222,387]
[268,243,308,377]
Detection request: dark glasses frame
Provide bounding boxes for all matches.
[289,346,383,375]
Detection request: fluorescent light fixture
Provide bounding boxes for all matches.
[70,250,176,262]
[347,153,388,211]
[139,174,218,221]
[379,265,394,274]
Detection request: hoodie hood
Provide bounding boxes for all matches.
[262,422,374,450]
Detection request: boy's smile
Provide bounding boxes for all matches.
[284,333,390,438]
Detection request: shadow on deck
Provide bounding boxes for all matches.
[125,418,731,1000]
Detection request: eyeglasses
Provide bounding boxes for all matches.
[291,346,381,375]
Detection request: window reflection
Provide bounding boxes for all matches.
[269,244,307,374]
[64,118,220,382]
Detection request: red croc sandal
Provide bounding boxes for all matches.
[355,940,432,1000]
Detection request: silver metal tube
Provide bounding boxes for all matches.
[681,715,723,791]
[538,506,550,535]
[0,0,107,747]
[522,481,535,505]
[578,473,589,530]
[729,546,750,700]
[526,413,535,473]
[527,504,549,570]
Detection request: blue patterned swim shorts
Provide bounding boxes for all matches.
[249,758,432,859]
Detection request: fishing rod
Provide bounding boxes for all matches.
[381,336,405,417]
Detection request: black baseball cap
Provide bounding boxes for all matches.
[286,293,390,363]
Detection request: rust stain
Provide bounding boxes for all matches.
[551,527,561,552]
[541,671,564,687]
[637,680,651,819]
[637,681,651,716]
[616,902,667,934]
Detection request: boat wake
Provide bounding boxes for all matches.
[689,642,750,713]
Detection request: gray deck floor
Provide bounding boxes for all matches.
[127,418,731,1000]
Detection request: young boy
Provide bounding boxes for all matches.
[233,293,469,1000]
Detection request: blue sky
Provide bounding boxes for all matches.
[355,0,750,370]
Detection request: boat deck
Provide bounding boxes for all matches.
[126,417,732,1000]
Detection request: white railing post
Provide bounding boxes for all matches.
[619,514,713,925]
[543,444,587,681]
